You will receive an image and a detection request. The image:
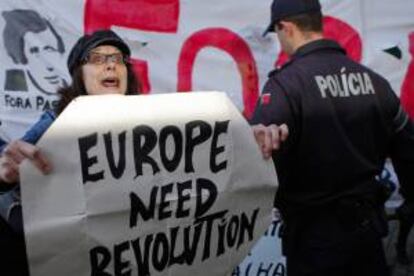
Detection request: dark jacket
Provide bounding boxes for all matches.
[252,39,414,216]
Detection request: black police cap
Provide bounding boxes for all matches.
[67,29,131,75]
[263,0,321,36]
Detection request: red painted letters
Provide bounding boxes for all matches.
[84,2,410,119]
[177,28,259,118]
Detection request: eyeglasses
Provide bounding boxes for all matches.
[84,52,129,65]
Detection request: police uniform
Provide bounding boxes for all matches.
[252,39,414,275]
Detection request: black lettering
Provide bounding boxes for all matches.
[4,95,32,109]
[42,100,53,111]
[226,215,240,248]
[185,120,212,173]
[131,234,153,276]
[36,96,45,109]
[210,121,229,173]
[129,188,158,228]
[264,220,279,236]
[195,210,228,261]
[133,125,159,177]
[195,178,218,218]
[237,209,259,249]
[114,241,131,276]
[159,126,183,172]
[90,246,112,276]
[258,263,273,276]
[176,180,192,218]
[152,233,169,272]
[246,263,252,275]
[104,131,126,179]
[233,263,253,276]
[270,221,280,237]
[273,263,286,276]
[159,183,174,220]
[216,218,227,256]
[182,222,203,265]
[202,215,214,261]
[4,95,11,107]
[79,133,104,184]
[232,266,240,276]
[168,227,185,266]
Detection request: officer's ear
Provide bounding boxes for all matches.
[275,21,284,31]
[278,21,296,36]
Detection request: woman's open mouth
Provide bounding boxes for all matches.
[101,77,119,88]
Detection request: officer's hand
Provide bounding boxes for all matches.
[252,124,289,159]
[0,140,52,184]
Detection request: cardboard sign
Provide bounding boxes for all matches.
[20,92,278,276]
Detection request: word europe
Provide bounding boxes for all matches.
[78,120,230,184]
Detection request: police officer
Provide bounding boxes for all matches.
[251,0,414,275]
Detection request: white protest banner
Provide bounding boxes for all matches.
[20,92,278,276]
[234,220,285,276]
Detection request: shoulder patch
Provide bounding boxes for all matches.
[261,93,271,105]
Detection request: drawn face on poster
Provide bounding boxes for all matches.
[2,9,67,95]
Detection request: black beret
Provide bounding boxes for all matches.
[67,29,131,75]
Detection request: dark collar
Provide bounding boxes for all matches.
[292,39,346,59]
[268,39,347,77]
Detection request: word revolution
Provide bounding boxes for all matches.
[90,208,259,276]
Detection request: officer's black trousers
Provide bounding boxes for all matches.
[284,211,389,276]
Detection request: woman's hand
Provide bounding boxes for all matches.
[0,140,52,184]
[252,124,289,159]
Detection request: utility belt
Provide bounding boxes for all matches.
[279,197,388,256]
[334,197,388,236]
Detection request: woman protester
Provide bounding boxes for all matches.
[0,28,287,276]
[0,29,141,275]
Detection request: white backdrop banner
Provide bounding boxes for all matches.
[2,1,413,275]
[20,92,278,276]
[0,0,413,141]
